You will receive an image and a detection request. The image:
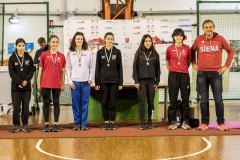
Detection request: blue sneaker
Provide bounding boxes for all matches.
[43,124,50,132]
[22,125,31,132]
[52,125,60,132]
[11,125,20,133]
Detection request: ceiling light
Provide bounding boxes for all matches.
[9,15,20,24]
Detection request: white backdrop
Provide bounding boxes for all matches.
[64,18,193,86]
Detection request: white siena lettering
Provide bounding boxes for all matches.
[200,45,219,52]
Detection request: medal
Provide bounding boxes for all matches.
[51,52,58,71]
[105,47,113,67]
[76,50,82,67]
[15,52,24,72]
[143,51,152,66]
[175,46,182,66]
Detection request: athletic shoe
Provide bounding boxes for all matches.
[81,125,89,131]
[103,123,110,130]
[218,124,229,131]
[198,123,208,131]
[140,123,147,130]
[22,125,31,132]
[181,121,191,130]
[52,125,60,132]
[147,120,153,129]
[168,121,178,130]
[109,122,116,130]
[43,124,50,132]
[73,124,81,131]
[11,125,20,133]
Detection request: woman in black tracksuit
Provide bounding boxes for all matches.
[8,38,34,133]
[133,34,160,130]
[95,32,123,130]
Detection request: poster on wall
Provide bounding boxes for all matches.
[64,19,193,86]
[8,42,35,54]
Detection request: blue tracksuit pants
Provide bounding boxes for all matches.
[71,81,90,126]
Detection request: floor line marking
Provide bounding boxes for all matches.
[35,139,84,160]
[157,137,212,160]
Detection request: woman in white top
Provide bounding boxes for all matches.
[66,32,95,130]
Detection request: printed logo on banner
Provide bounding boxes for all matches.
[183,30,191,33]
[77,20,85,24]
[178,19,191,22]
[178,25,192,27]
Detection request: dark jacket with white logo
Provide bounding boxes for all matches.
[8,52,34,91]
[95,46,123,85]
[132,50,161,85]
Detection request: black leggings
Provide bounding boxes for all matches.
[100,83,118,121]
[138,79,155,124]
[11,91,31,125]
[41,88,61,122]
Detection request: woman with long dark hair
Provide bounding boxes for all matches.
[66,32,94,130]
[8,38,34,133]
[38,35,66,132]
[133,34,160,130]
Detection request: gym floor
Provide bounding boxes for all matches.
[0,102,239,160]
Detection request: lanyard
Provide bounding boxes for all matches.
[143,51,152,66]
[175,46,182,65]
[76,50,82,66]
[15,52,24,71]
[50,52,58,70]
[104,47,113,67]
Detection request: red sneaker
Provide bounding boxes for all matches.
[198,123,208,130]
[218,124,229,131]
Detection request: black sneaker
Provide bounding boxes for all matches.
[52,124,60,132]
[22,125,31,132]
[73,124,81,131]
[140,123,147,130]
[109,122,116,130]
[81,125,88,130]
[147,121,153,129]
[43,124,50,132]
[11,125,20,133]
[103,123,110,130]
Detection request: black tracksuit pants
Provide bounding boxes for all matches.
[138,79,155,124]
[168,72,190,123]
[100,83,118,121]
[11,91,31,125]
[41,88,61,122]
